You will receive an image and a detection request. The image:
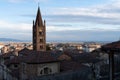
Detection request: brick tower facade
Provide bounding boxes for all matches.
[33,7,46,51]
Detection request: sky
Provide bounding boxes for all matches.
[0,0,120,42]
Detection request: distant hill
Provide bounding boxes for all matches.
[0,38,113,43]
[0,38,30,42]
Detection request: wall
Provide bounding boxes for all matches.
[29,67,92,80]
[20,62,60,79]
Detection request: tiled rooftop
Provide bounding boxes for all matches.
[5,49,59,65]
[102,41,120,52]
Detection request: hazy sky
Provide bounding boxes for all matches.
[0,0,120,42]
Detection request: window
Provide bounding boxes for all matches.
[40,45,43,49]
[40,67,52,75]
[39,31,43,35]
[44,67,49,74]
[40,39,43,43]
[40,70,43,74]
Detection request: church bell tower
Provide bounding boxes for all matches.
[33,7,46,51]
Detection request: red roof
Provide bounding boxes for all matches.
[5,50,59,65]
[103,41,120,49]
[102,41,120,52]
[24,52,58,64]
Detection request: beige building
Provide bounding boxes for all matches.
[1,46,10,54]
[0,43,4,54]
[84,44,101,52]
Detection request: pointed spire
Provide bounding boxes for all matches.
[35,6,43,26]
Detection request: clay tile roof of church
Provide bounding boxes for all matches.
[24,52,58,64]
[5,50,59,65]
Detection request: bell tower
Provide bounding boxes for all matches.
[33,7,46,51]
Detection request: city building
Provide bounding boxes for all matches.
[0,43,4,54]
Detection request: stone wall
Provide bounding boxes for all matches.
[20,62,60,80]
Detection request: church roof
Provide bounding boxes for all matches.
[5,49,59,65]
[24,51,58,64]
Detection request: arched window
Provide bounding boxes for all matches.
[44,67,49,74]
[39,31,43,35]
[40,67,52,75]
[40,70,43,75]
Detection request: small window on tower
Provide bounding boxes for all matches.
[40,39,43,43]
[39,32,43,35]
[40,45,43,49]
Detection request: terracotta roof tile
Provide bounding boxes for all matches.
[5,50,59,65]
[103,41,120,49]
[102,41,120,52]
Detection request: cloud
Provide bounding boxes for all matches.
[46,14,120,25]
[34,0,49,2]
[0,19,119,41]
[41,0,120,25]
[47,30,120,41]
[46,24,120,32]
[8,0,24,3]
[2,0,120,41]
[7,0,49,3]
[0,20,32,40]
[19,0,120,25]
[0,20,32,32]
